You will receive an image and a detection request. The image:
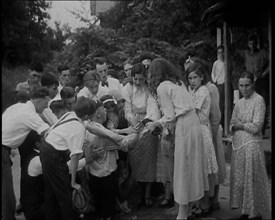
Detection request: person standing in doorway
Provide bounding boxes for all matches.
[211,45,225,129]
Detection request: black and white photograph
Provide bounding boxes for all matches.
[2,0,272,219]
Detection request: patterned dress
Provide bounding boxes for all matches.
[230,92,271,218]
[189,86,218,174]
[206,82,226,184]
[189,85,219,196]
[156,81,208,205]
[122,84,161,182]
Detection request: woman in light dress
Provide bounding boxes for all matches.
[122,63,161,207]
[185,61,219,217]
[185,57,226,210]
[146,58,208,219]
[230,71,271,220]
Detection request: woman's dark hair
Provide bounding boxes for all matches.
[60,86,75,100]
[239,71,255,83]
[100,94,118,113]
[131,63,146,78]
[185,61,208,85]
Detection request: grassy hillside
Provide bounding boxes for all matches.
[2,65,29,112]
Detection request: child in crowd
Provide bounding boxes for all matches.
[186,61,219,217]
[84,100,138,220]
[49,100,68,119]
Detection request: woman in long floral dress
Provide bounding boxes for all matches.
[146,58,208,219]
[186,61,219,217]
[230,71,271,220]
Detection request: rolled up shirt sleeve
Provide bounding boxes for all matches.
[25,112,50,135]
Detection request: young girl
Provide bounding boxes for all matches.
[185,57,226,210]
[186,61,219,216]
[146,58,208,219]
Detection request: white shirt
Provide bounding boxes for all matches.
[156,81,194,124]
[77,86,103,102]
[42,108,58,126]
[122,83,161,124]
[45,111,85,157]
[2,101,50,148]
[99,77,123,100]
[50,82,63,103]
[85,131,119,177]
[211,59,225,85]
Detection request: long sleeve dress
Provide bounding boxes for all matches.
[189,85,219,196]
[206,82,226,184]
[122,83,161,182]
[156,81,208,205]
[229,92,271,218]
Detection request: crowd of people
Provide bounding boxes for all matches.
[2,33,271,220]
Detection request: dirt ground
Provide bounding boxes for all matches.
[12,137,271,220]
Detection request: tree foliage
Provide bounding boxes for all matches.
[45,0,221,86]
[2,0,52,64]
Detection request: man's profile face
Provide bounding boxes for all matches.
[46,84,58,99]
[96,63,108,83]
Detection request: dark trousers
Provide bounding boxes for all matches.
[89,171,118,219]
[2,146,16,220]
[18,130,41,204]
[217,83,233,131]
[217,83,225,129]
[40,141,76,220]
[21,150,45,220]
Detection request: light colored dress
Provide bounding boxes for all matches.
[230,92,271,218]
[206,82,226,184]
[122,83,161,182]
[189,85,218,175]
[156,81,208,205]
